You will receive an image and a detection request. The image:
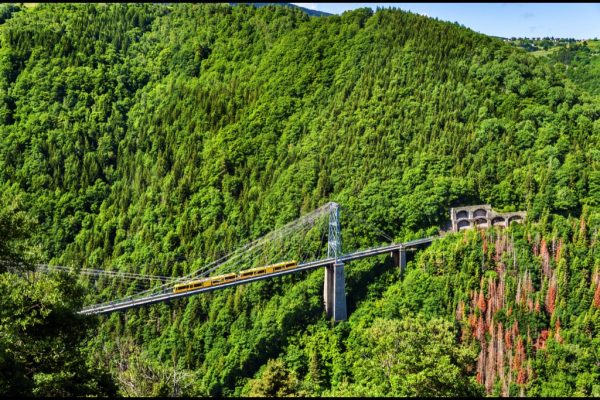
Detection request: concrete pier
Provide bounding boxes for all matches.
[391,246,406,274]
[324,261,347,321]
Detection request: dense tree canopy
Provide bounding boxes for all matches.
[0,183,116,396]
[0,272,117,396]
[0,3,599,396]
[506,37,600,97]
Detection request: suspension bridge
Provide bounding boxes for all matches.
[42,202,437,321]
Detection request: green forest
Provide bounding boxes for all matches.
[506,37,600,96]
[0,3,599,397]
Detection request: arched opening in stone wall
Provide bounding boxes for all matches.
[473,209,487,218]
[475,218,488,228]
[508,215,523,225]
[456,210,468,219]
[492,217,506,227]
[457,220,470,230]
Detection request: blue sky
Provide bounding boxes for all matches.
[291,3,600,39]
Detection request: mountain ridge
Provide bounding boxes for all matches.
[230,2,332,17]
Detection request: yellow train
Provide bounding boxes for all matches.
[173,260,297,294]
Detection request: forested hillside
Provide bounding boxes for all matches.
[507,37,600,97]
[0,3,599,396]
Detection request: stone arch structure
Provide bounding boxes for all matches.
[450,205,525,232]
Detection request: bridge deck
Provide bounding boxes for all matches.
[79,237,436,315]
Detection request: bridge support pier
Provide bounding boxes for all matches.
[324,261,347,322]
[391,247,406,274]
[324,202,346,322]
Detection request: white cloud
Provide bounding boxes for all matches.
[291,3,319,11]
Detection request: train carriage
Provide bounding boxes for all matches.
[173,278,211,293]
[173,261,297,294]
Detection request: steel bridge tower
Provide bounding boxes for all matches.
[324,202,347,322]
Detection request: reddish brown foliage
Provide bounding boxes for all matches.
[594,284,600,309]
[477,288,486,313]
[513,336,525,373]
[516,367,528,385]
[534,330,549,350]
[555,239,563,263]
[468,313,477,329]
[476,315,485,342]
[555,319,563,344]
[504,328,512,350]
[546,286,556,314]
[546,275,557,315]
[511,320,519,342]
